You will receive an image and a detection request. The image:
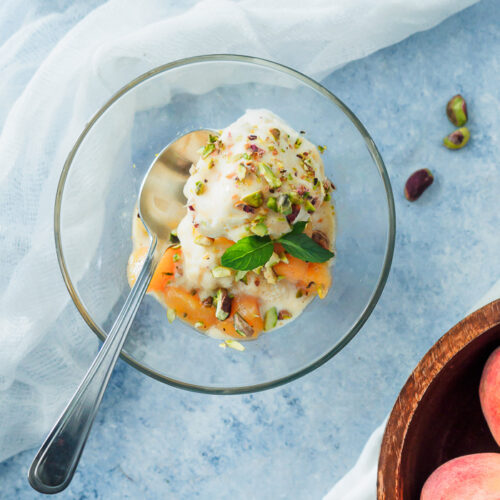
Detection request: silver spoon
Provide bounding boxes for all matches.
[28,129,212,494]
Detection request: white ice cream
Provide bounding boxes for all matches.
[129,109,336,339]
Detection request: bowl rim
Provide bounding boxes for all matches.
[54,54,396,395]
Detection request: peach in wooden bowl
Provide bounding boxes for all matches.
[377,299,500,499]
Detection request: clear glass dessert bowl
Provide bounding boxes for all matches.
[55,55,395,394]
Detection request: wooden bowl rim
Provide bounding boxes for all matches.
[377,298,500,499]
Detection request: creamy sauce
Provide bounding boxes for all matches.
[128,109,336,340]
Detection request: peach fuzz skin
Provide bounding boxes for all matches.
[420,453,500,500]
[480,346,500,446]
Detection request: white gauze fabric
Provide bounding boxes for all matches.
[0,0,478,463]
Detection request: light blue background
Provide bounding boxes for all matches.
[1,1,499,498]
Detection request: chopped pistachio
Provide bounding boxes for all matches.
[276,194,292,215]
[294,138,302,149]
[317,284,327,299]
[242,190,264,208]
[215,288,232,321]
[296,289,304,298]
[195,181,205,195]
[289,191,301,204]
[267,252,280,268]
[258,163,282,189]
[225,339,245,351]
[278,251,289,264]
[212,266,232,278]
[233,313,254,337]
[194,234,213,246]
[237,163,247,180]
[173,253,180,262]
[250,221,268,236]
[304,200,316,213]
[317,145,327,153]
[235,270,248,283]
[270,128,281,141]
[201,143,215,158]
[267,197,278,212]
[263,266,277,284]
[278,310,292,320]
[324,192,331,202]
[167,308,176,323]
[194,321,205,329]
[208,158,215,169]
[264,307,278,331]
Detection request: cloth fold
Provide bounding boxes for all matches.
[0,0,478,464]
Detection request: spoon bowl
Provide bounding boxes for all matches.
[139,129,212,239]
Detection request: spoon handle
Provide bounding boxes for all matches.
[28,239,159,494]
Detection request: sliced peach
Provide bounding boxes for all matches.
[148,247,182,292]
[163,286,216,330]
[219,294,263,339]
[421,453,500,499]
[307,262,332,296]
[274,255,331,298]
[274,255,309,285]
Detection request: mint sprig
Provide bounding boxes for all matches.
[220,222,334,271]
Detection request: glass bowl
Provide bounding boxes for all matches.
[55,55,395,394]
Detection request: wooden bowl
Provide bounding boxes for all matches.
[377,299,500,499]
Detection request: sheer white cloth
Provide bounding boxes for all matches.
[0,0,477,464]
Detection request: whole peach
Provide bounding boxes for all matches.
[421,453,500,499]
[480,346,500,446]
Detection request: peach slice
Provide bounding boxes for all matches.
[480,346,500,446]
[148,247,182,292]
[421,453,500,499]
[273,255,331,297]
[163,286,216,331]
[220,294,263,339]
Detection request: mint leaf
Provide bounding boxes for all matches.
[278,232,334,263]
[288,221,307,235]
[221,236,274,271]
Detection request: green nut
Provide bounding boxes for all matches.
[233,313,254,337]
[270,128,281,141]
[446,94,468,127]
[288,192,301,205]
[443,127,470,150]
[264,307,278,331]
[215,288,232,321]
[195,181,205,195]
[267,197,278,211]
[250,221,268,236]
[258,163,282,189]
[276,194,292,215]
[304,200,316,213]
[241,190,263,208]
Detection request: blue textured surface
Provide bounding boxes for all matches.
[2,1,500,498]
